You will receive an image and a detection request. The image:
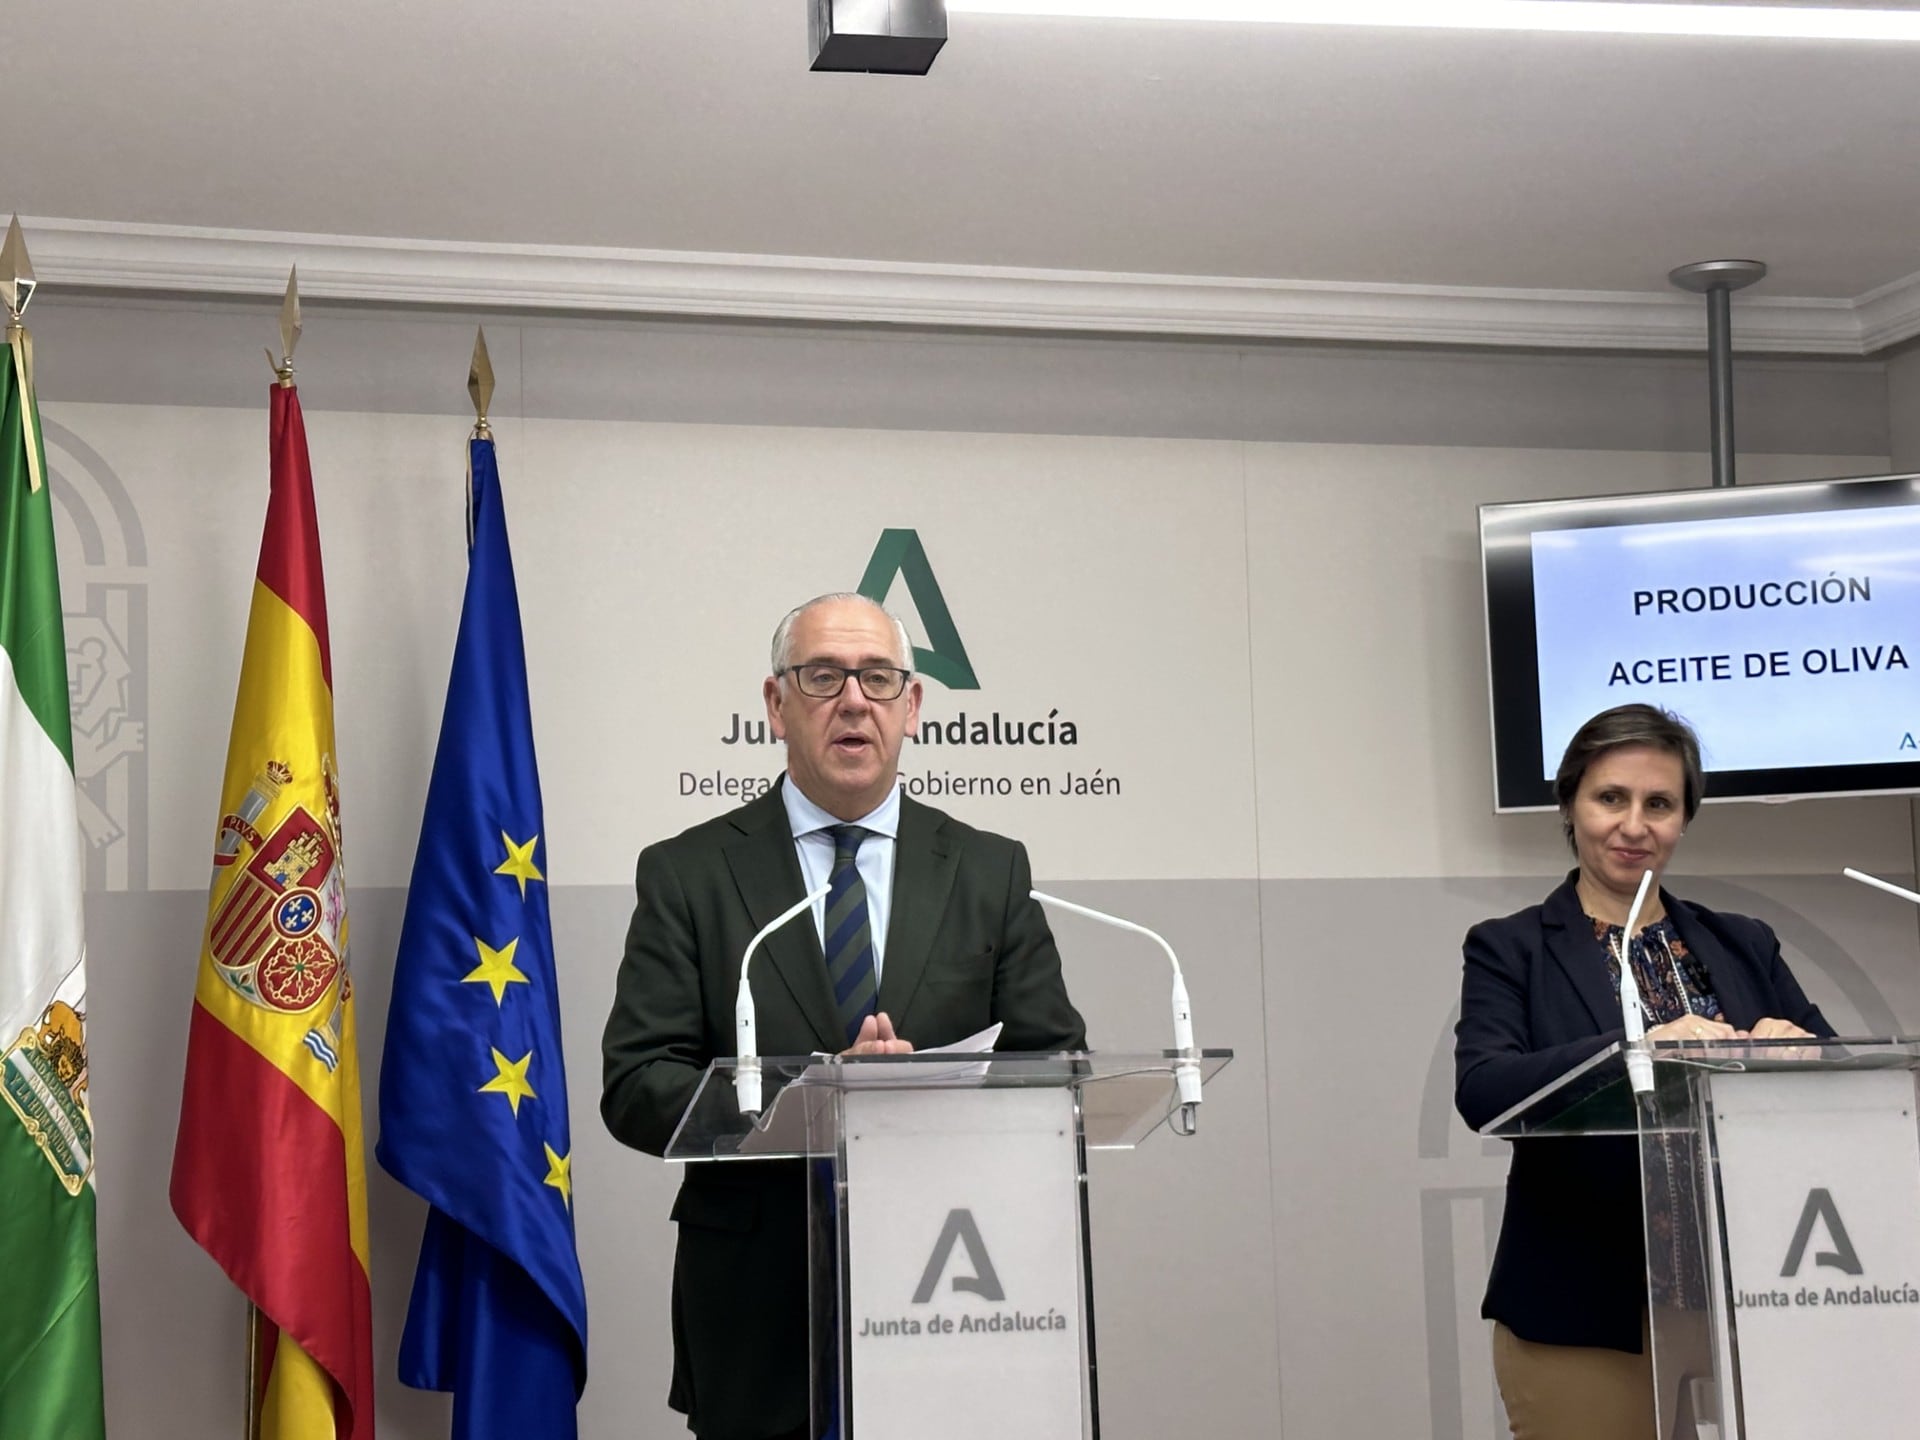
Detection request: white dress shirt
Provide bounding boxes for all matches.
[781,779,900,982]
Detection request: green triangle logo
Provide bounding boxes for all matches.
[857,529,980,690]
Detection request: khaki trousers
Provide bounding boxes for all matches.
[1492,1312,1713,1440]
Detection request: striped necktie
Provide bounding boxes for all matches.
[824,825,877,1046]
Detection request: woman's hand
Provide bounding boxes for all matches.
[1643,1014,1816,1044]
[1645,1014,1740,1043]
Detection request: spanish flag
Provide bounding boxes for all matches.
[170,379,375,1439]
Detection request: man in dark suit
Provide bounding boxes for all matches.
[602,592,1086,1440]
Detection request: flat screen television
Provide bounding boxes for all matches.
[1482,472,1920,811]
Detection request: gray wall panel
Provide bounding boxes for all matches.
[27,295,1890,455]
[1888,345,1920,471]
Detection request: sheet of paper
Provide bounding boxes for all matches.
[920,1022,1003,1055]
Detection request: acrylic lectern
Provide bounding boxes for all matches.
[1483,1037,1920,1440]
[665,1050,1231,1440]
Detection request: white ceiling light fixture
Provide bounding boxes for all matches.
[942,1,1920,42]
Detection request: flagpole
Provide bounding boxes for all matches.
[467,327,494,545]
[244,1303,260,1440]
[239,267,300,1440]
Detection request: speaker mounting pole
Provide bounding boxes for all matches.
[1669,258,1768,488]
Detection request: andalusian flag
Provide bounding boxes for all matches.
[0,242,108,1439]
[170,378,376,1439]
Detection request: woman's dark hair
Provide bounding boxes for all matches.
[1553,704,1705,849]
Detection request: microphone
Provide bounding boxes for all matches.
[1843,866,1920,906]
[734,882,833,1116]
[1029,890,1204,1136]
[1619,868,1656,1097]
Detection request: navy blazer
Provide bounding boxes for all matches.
[1454,872,1832,1351]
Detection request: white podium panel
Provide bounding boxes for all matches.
[841,1086,1086,1440]
[1485,1038,1920,1440]
[1709,1068,1920,1440]
[666,1051,1235,1439]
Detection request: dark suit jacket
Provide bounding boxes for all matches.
[602,780,1087,1440]
[1453,872,1832,1352]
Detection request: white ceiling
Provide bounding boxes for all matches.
[5,3,1920,348]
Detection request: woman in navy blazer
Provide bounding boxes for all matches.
[1455,704,1832,1439]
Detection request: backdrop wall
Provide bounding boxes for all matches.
[37,296,1919,1440]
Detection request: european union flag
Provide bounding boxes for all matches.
[376,433,588,1439]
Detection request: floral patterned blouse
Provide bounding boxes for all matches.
[1593,915,1723,1026]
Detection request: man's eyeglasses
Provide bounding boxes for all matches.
[779,663,913,701]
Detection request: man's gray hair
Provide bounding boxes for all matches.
[770,593,915,675]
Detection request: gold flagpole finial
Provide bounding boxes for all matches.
[3,218,44,492]
[268,266,301,386]
[1,217,36,325]
[468,326,495,439]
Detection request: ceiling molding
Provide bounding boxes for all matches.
[19,215,1909,356]
[1853,268,1920,354]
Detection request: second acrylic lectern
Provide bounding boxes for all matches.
[1484,1037,1920,1440]
[665,1050,1231,1440]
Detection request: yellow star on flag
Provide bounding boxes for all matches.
[543,1142,573,1209]
[478,1047,537,1117]
[462,935,529,1006]
[495,831,545,900]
